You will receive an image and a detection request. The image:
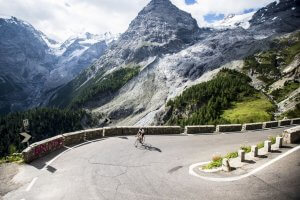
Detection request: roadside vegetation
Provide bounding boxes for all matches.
[243,53,280,86]
[49,66,140,109]
[201,135,278,170]
[271,81,300,103]
[0,145,23,164]
[240,145,251,153]
[165,69,275,126]
[243,32,300,88]
[0,108,91,157]
[69,66,140,109]
[202,155,223,170]
[221,94,275,124]
[280,103,300,119]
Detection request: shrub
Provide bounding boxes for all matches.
[240,145,251,153]
[8,145,17,155]
[268,136,276,144]
[225,151,238,159]
[212,155,223,162]
[202,155,223,170]
[257,142,264,149]
[0,153,23,164]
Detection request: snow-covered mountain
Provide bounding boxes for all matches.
[211,12,255,29]
[49,0,300,126]
[0,16,55,113]
[0,16,117,114]
[45,32,118,89]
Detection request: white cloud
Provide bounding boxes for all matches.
[0,0,276,42]
[171,0,276,26]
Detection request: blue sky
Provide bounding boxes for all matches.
[185,0,196,5]
[184,0,259,23]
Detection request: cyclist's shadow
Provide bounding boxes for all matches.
[137,143,162,153]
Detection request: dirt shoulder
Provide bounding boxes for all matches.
[0,163,21,199]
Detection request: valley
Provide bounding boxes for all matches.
[0,0,299,159]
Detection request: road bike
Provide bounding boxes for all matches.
[134,135,145,147]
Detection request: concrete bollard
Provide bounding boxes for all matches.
[264,140,272,152]
[251,145,258,157]
[239,150,245,162]
[222,158,231,172]
[275,137,283,148]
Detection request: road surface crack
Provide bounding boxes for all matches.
[252,174,296,200]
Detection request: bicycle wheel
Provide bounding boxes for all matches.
[134,138,139,147]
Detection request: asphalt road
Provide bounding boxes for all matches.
[3,126,300,200]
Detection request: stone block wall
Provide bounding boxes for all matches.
[63,131,86,146]
[263,121,279,128]
[103,127,123,137]
[146,126,182,135]
[122,127,143,135]
[216,124,242,132]
[279,119,292,126]
[22,135,64,163]
[185,125,216,134]
[292,118,300,124]
[85,128,103,140]
[283,126,300,144]
[243,123,263,131]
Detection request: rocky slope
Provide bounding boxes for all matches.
[49,0,300,126]
[0,16,55,113]
[0,16,116,114]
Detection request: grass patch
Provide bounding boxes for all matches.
[166,69,257,126]
[257,142,265,149]
[202,155,223,170]
[268,136,276,144]
[240,145,251,153]
[224,151,238,159]
[221,95,275,124]
[271,81,300,102]
[0,153,23,164]
[280,103,300,119]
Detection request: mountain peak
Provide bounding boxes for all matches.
[124,0,200,45]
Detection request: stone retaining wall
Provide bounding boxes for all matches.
[146,126,182,135]
[263,121,279,128]
[22,118,300,163]
[122,127,142,135]
[22,135,64,163]
[243,123,264,131]
[216,124,242,132]
[185,125,216,134]
[102,126,182,136]
[283,126,300,144]
[279,119,292,126]
[292,118,300,124]
[85,128,103,140]
[63,131,86,146]
[103,127,123,137]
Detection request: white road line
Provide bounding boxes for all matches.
[189,145,300,182]
[41,138,105,171]
[26,177,38,191]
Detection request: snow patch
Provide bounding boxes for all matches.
[0,15,12,20]
[210,11,255,30]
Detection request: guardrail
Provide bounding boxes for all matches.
[22,126,181,163]
[185,125,215,134]
[22,118,300,163]
[283,126,300,144]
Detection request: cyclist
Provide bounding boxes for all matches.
[136,128,145,144]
